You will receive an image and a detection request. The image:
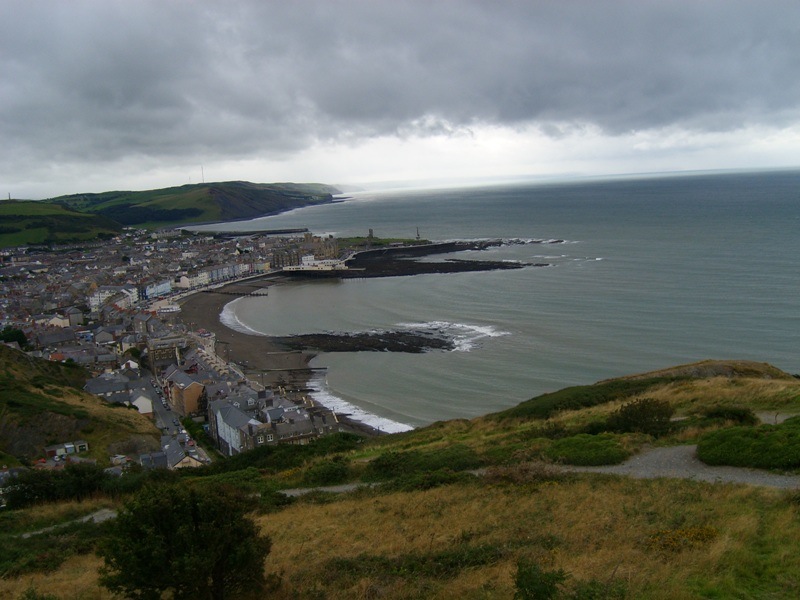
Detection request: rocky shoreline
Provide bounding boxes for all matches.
[272,329,455,353]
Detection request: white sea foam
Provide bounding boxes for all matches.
[218,299,268,336]
[308,375,414,433]
[569,257,604,263]
[504,237,571,245]
[396,320,510,352]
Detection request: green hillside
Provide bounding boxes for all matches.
[0,181,339,247]
[53,180,340,228]
[0,201,121,247]
[0,345,159,465]
[3,359,800,598]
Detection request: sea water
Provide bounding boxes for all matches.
[210,169,800,432]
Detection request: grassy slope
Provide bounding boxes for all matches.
[0,201,121,247]
[3,359,800,598]
[0,346,160,463]
[0,181,339,247]
[53,180,340,228]
[7,476,800,599]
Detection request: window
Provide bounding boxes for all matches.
[256,435,264,444]
[267,434,274,442]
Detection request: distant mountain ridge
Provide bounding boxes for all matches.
[0,181,340,246]
[53,180,341,227]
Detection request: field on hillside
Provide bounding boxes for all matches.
[0,201,121,246]
[2,359,800,599]
[4,475,800,599]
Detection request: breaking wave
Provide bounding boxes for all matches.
[219,298,267,336]
[395,320,510,352]
[307,374,414,434]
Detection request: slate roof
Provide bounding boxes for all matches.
[163,439,187,468]
[166,370,201,389]
[139,451,168,469]
[214,402,255,431]
[84,373,129,395]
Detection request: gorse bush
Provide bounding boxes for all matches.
[382,469,477,492]
[1,463,181,509]
[700,405,758,425]
[514,561,567,600]
[697,417,800,469]
[544,434,629,466]
[362,444,482,481]
[606,398,674,437]
[514,561,627,599]
[303,457,350,486]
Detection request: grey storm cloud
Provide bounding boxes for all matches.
[2,0,799,169]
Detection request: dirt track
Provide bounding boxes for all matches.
[563,445,800,489]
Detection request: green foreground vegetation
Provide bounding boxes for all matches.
[2,356,800,598]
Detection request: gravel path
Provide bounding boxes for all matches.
[280,482,377,497]
[20,508,118,538]
[563,445,800,489]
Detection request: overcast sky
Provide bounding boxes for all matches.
[2,1,799,199]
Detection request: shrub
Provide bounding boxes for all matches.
[700,405,758,425]
[197,432,362,475]
[697,417,800,469]
[303,458,350,486]
[2,463,110,508]
[544,434,629,466]
[383,469,477,492]
[606,398,674,437]
[0,519,107,578]
[362,444,482,482]
[514,561,567,600]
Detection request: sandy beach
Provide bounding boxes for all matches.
[178,277,385,437]
[179,278,311,375]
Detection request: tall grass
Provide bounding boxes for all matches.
[3,464,800,598]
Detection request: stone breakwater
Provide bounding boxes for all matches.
[282,240,549,279]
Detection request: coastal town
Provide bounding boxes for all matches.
[0,227,351,470]
[0,223,536,473]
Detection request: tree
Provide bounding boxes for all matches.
[98,483,271,600]
[0,326,27,347]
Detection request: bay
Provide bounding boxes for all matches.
[205,169,800,431]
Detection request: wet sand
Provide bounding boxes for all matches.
[178,278,384,437]
[179,279,309,373]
